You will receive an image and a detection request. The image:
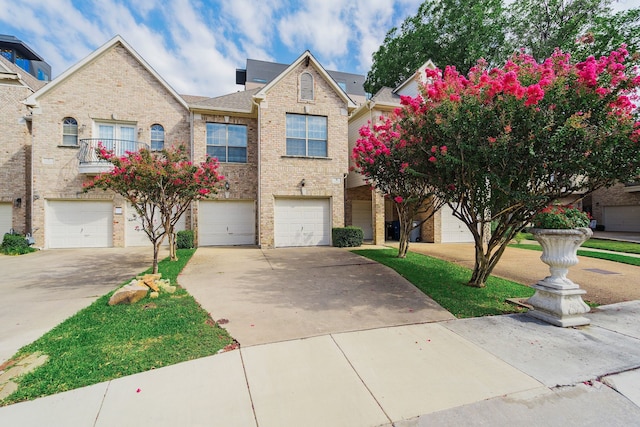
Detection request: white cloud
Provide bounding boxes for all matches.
[277,0,352,58]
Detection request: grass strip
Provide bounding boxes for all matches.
[353,248,534,318]
[511,244,640,266]
[1,249,234,406]
[520,233,640,254]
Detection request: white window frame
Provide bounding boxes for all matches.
[62,117,78,146]
[206,123,248,163]
[285,114,328,158]
[150,124,164,151]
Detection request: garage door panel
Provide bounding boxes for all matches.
[441,204,474,243]
[604,206,640,232]
[47,201,112,248]
[352,200,373,240]
[275,199,330,247]
[0,203,12,235]
[199,201,255,246]
[126,203,187,247]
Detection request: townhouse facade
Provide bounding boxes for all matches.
[4,35,356,249]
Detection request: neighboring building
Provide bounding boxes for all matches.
[8,35,356,249]
[584,182,640,232]
[0,35,51,81]
[345,60,474,244]
[0,54,47,237]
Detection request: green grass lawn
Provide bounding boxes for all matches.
[1,249,234,406]
[353,248,534,318]
[511,243,640,266]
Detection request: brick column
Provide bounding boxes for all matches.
[372,190,386,245]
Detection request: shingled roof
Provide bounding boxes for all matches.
[188,87,261,113]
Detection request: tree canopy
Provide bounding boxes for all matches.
[365,0,640,95]
[364,0,507,95]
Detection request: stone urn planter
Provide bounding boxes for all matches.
[526,227,593,327]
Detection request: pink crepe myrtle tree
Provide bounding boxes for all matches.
[352,115,445,258]
[84,144,224,273]
[395,46,640,287]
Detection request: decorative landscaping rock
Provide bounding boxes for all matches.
[140,274,162,291]
[149,291,159,299]
[108,284,149,306]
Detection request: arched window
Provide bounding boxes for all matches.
[150,124,164,151]
[300,72,314,101]
[62,117,78,146]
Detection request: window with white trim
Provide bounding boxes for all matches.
[300,72,314,100]
[150,124,164,151]
[206,123,247,163]
[286,114,327,157]
[62,117,78,146]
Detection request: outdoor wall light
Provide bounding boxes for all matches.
[14,197,21,208]
[224,181,231,191]
[300,179,306,187]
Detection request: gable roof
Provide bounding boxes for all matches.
[24,35,188,109]
[394,59,436,94]
[0,54,46,91]
[253,51,357,112]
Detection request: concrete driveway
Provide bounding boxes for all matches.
[179,247,454,346]
[0,247,166,365]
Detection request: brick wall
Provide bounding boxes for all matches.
[0,82,32,235]
[258,61,349,247]
[29,43,190,247]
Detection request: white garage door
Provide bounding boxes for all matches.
[47,200,113,248]
[199,200,255,246]
[125,203,187,246]
[0,203,12,236]
[604,206,640,232]
[352,200,373,240]
[275,198,330,247]
[441,204,474,243]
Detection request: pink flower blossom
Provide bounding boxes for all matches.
[394,196,404,203]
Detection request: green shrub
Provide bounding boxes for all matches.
[1,233,37,255]
[176,230,195,249]
[332,226,364,248]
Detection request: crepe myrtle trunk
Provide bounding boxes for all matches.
[396,203,415,258]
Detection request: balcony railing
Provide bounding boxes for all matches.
[78,138,149,174]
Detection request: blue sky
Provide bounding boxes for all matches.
[2,0,639,98]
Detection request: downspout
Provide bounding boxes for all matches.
[189,110,195,235]
[28,115,34,243]
[251,97,261,248]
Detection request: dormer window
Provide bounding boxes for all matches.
[300,72,314,101]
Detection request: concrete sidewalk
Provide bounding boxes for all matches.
[1,301,638,426]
